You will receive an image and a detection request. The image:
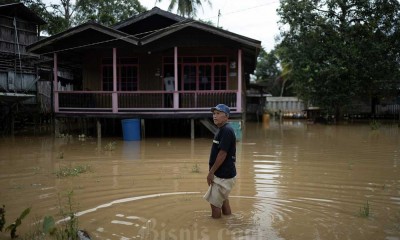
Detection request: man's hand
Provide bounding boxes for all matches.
[207,150,226,186]
[207,172,214,186]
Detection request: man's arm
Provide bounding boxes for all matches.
[207,150,227,186]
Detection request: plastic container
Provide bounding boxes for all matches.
[228,120,242,141]
[121,119,141,141]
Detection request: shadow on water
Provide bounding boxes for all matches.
[0,119,400,239]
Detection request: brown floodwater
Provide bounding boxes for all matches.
[0,120,399,240]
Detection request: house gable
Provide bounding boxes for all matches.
[27,22,139,55]
[113,7,260,48]
[111,7,261,76]
[0,3,46,25]
[140,20,260,48]
[113,7,185,37]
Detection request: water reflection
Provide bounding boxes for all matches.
[0,120,399,239]
[122,141,141,160]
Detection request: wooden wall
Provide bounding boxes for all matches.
[80,46,239,92]
[0,15,38,54]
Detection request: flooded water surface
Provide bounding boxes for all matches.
[1,121,399,240]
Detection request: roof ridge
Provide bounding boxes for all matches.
[112,7,186,30]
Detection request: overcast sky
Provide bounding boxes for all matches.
[140,0,281,51]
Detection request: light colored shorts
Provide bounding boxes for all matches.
[203,176,236,208]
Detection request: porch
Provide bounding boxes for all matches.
[55,89,240,118]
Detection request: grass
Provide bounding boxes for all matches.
[369,119,381,130]
[0,205,5,232]
[104,141,117,151]
[2,191,84,240]
[0,205,31,239]
[348,161,354,170]
[359,200,370,217]
[191,163,200,173]
[55,165,91,178]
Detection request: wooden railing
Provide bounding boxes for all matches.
[56,90,238,113]
[179,91,237,109]
[58,91,112,111]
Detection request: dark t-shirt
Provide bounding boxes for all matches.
[209,123,237,178]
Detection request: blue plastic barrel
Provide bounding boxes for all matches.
[121,119,141,141]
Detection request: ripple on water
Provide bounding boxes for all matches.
[1,124,399,240]
[69,192,288,240]
[246,142,400,240]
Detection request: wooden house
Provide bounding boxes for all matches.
[27,7,261,138]
[0,3,46,134]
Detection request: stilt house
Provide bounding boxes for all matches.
[27,7,261,138]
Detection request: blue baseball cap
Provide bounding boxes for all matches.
[211,104,230,115]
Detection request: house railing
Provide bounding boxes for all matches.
[56,90,238,113]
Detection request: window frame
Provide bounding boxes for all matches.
[163,56,229,91]
[101,57,139,91]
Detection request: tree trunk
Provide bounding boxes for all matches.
[280,79,287,97]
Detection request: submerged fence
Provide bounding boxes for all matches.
[263,96,400,119]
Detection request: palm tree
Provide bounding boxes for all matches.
[157,0,211,17]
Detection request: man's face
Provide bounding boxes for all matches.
[212,110,228,127]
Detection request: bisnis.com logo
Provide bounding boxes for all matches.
[137,218,264,240]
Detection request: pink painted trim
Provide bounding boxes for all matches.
[173,46,179,109]
[55,90,235,94]
[55,89,238,114]
[112,48,118,113]
[237,49,242,112]
[113,48,117,91]
[112,92,118,113]
[53,53,59,112]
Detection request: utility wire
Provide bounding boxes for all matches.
[1,19,196,61]
[0,20,195,69]
[3,1,279,62]
[201,1,279,22]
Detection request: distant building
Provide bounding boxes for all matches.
[0,3,46,134]
[265,96,305,118]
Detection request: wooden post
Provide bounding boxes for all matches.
[190,118,195,139]
[96,119,102,152]
[54,118,60,137]
[10,105,14,136]
[97,119,101,140]
[141,119,145,139]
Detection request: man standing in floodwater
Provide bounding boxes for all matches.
[203,104,237,218]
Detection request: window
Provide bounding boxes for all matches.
[183,65,196,90]
[214,64,227,90]
[164,56,228,91]
[120,65,138,91]
[101,58,138,91]
[199,65,211,90]
[102,66,113,91]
